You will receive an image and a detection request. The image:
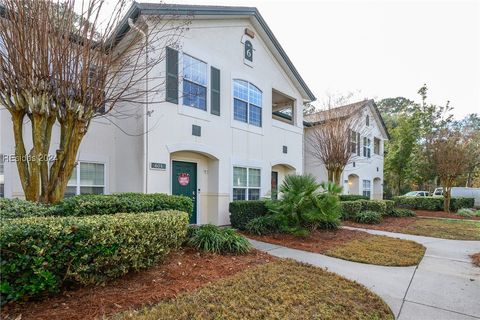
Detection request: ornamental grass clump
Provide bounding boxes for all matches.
[188,224,250,254]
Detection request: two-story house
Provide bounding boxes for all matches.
[0,3,315,225]
[304,100,390,199]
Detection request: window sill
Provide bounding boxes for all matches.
[178,104,211,122]
[231,120,263,135]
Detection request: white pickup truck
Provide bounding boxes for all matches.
[433,187,480,207]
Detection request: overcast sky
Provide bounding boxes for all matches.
[141,0,479,119]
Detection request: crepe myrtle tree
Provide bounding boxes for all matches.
[0,0,187,203]
[307,104,364,185]
[428,128,469,212]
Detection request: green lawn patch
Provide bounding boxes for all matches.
[326,235,425,266]
[116,260,393,320]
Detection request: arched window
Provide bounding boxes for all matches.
[233,80,262,127]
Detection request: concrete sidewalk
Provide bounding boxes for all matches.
[249,228,480,320]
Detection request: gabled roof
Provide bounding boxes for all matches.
[304,99,390,139]
[114,2,315,102]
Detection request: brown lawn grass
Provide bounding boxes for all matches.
[116,260,394,320]
[345,217,480,241]
[248,229,425,266]
[326,235,425,266]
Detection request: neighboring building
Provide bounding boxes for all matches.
[0,3,315,225]
[304,100,389,199]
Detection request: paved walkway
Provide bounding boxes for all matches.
[249,228,480,320]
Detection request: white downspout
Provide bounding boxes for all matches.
[128,18,149,194]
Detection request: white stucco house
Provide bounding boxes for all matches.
[0,3,315,225]
[0,3,388,224]
[304,100,390,199]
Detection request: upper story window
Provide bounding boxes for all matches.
[233,80,262,127]
[66,162,105,197]
[183,54,207,110]
[363,137,371,158]
[350,130,357,153]
[374,137,381,155]
[366,115,370,126]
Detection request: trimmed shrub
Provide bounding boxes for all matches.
[339,201,363,220]
[339,195,369,201]
[0,210,188,302]
[56,193,193,217]
[390,208,416,217]
[457,208,474,217]
[354,211,382,224]
[188,224,250,254]
[357,200,387,215]
[383,200,395,215]
[0,198,55,219]
[245,214,281,235]
[229,200,268,230]
[393,196,474,211]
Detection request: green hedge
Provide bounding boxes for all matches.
[0,198,55,219]
[229,200,268,230]
[339,201,363,220]
[393,196,474,211]
[382,200,395,215]
[355,211,383,224]
[56,193,193,217]
[357,200,387,215]
[0,210,188,302]
[339,195,370,201]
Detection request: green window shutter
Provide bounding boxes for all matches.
[166,47,178,104]
[210,67,220,116]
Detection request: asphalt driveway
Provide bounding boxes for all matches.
[249,228,480,320]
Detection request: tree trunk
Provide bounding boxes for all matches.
[443,183,451,213]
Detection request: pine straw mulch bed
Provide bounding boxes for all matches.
[472,253,480,267]
[1,248,273,320]
[344,216,480,240]
[247,228,425,266]
[415,210,480,221]
[115,260,394,320]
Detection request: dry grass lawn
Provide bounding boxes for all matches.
[326,235,425,266]
[402,219,480,240]
[345,217,480,241]
[116,260,394,320]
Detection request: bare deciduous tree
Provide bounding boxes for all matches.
[428,129,469,212]
[0,0,187,203]
[307,101,365,185]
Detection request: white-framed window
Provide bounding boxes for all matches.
[233,80,262,127]
[363,137,371,158]
[374,137,381,155]
[66,162,105,197]
[183,54,207,110]
[0,154,4,198]
[233,166,261,200]
[362,180,371,198]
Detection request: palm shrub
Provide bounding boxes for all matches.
[266,175,341,235]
